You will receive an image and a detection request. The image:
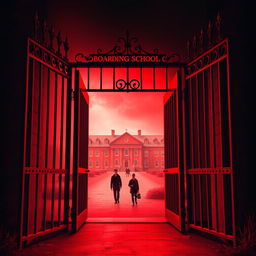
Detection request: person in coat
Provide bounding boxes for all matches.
[110,169,122,204]
[128,173,139,206]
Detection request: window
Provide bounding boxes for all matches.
[134,149,138,156]
[95,151,100,157]
[144,160,148,168]
[124,138,128,143]
[89,160,92,167]
[161,160,164,168]
[144,138,149,144]
[154,151,159,157]
[105,160,109,168]
[89,150,93,157]
[144,150,149,157]
[96,138,101,145]
[161,150,164,156]
[155,161,159,168]
[96,160,100,168]
[115,159,119,166]
[134,159,138,167]
[124,149,129,156]
[153,138,159,144]
[104,150,109,156]
[104,138,109,144]
[115,149,119,156]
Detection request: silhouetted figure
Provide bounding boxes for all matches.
[110,169,122,204]
[125,168,131,177]
[128,173,139,206]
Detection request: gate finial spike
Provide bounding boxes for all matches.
[49,25,55,49]
[56,31,62,55]
[199,28,204,52]
[34,10,40,40]
[64,36,69,59]
[216,11,222,41]
[187,40,191,59]
[207,20,212,46]
[42,19,47,45]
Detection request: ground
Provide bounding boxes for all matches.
[88,171,165,220]
[20,223,223,256]
[19,171,223,255]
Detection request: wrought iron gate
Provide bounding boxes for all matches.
[184,39,235,241]
[163,70,186,232]
[72,70,89,232]
[22,37,70,244]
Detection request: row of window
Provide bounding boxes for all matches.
[89,160,164,168]
[89,149,164,157]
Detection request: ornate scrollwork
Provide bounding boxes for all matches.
[186,40,227,76]
[115,79,141,91]
[75,31,180,64]
[29,39,69,76]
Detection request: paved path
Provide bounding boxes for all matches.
[88,172,165,219]
[20,223,223,256]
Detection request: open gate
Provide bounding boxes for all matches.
[21,38,70,245]
[184,39,235,241]
[72,70,89,232]
[163,69,186,232]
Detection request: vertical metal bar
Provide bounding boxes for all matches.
[87,67,90,90]
[60,76,64,169]
[206,174,211,228]
[100,67,103,90]
[64,68,72,225]
[36,63,42,168]
[34,174,39,233]
[45,68,50,168]
[53,73,58,168]
[215,174,219,232]
[189,79,194,169]
[192,175,196,224]
[202,71,207,167]
[58,174,62,226]
[195,75,200,168]
[166,67,168,90]
[113,67,116,90]
[126,67,129,91]
[43,174,47,230]
[198,174,203,227]
[216,61,226,234]
[226,41,236,243]
[140,67,143,90]
[51,173,55,228]
[153,67,156,90]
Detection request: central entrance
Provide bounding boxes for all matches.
[70,32,184,230]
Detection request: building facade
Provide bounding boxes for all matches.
[89,130,164,171]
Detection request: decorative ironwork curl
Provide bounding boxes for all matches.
[186,40,227,76]
[75,31,180,64]
[115,79,141,91]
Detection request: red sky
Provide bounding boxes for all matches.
[88,92,165,135]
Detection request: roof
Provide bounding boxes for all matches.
[89,132,164,147]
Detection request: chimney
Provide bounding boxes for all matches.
[111,129,115,136]
[138,130,141,136]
